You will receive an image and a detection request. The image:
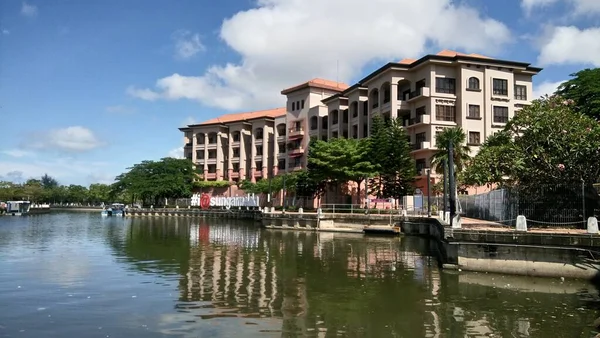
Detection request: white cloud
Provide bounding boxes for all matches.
[167,147,184,159]
[1,29,9,35]
[128,0,511,111]
[25,126,104,152]
[0,157,111,185]
[532,80,566,99]
[537,26,600,67]
[1,149,34,158]
[21,2,38,17]
[106,105,136,114]
[172,30,205,60]
[182,116,196,126]
[521,0,600,16]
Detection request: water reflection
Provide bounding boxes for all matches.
[1,214,599,337]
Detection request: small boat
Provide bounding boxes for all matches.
[101,203,126,217]
[29,204,51,215]
[5,201,32,216]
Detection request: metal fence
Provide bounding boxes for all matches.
[433,183,600,228]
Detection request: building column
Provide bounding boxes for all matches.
[216,132,223,181]
[227,131,233,183]
[390,83,399,119]
[272,130,279,176]
[250,130,257,183]
[239,130,246,180]
[191,132,197,163]
[203,134,209,181]
[262,128,268,178]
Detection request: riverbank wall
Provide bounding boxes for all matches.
[125,208,262,220]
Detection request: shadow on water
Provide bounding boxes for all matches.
[2,214,600,337]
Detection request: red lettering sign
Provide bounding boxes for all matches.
[200,193,211,210]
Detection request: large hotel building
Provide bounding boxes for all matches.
[179,50,541,191]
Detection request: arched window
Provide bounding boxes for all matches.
[468,77,480,90]
[310,116,318,130]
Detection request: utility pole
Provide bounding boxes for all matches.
[426,168,431,217]
[442,159,447,220]
[448,141,456,226]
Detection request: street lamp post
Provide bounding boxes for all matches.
[426,168,431,217]
[448,141,456,227]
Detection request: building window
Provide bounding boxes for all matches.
[279,143,286,154]
[416,159,426,174]
[233,163,239,172]
[435,105,456,122]
[493,78,508,96]
[468,132,481,145]
[232,132,240,142]
[208,150,217,159]
[292,102,295,111]
[255,161,262,170]
[352,125,358,139]
[493,106,509,124]
[332,111,339,125]
[435,77,456,94]
[255,128,263,139]
[196,150,204,159]
[363,101,368,116]
[208,164,217,173]
[342,131,348,138]
[415,132,426,148]
[468,77,480,90]
[278,159,286,170]
[342,109,349,123]
[514,85,527,100]
[363,123,368,138]
[256,146,262,156]
[208,134,217,144]
[467,105,480,119]
[332,131,338,138]
[310,116,318,130]
[232,148,240,157]
[301,100,305,109]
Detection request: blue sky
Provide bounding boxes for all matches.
[1,0,599,186]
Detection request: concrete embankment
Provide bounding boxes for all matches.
[125,208,262,220]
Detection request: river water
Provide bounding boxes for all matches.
[0,213,599,337]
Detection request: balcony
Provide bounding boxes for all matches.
[288,127,305,139]
[205,173,217,180]
[230,172,240,179]
[407,87,430,102]
[407,114,431,127]
[277,135,286,142]
[288,164,303,171]
[254,170,263,178]
[411,141,433,152]
[196,159,205,166]
[288,147,305,157]
[397,100,410,110]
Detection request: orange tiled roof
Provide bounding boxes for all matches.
[397,50,492,65]
[193,107,286,126]
[281,78,349,95]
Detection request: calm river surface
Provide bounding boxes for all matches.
[1,213,600,337]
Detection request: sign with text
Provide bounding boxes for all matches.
[191,193,260,209]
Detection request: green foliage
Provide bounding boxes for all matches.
[307,137,377,185]
[111,158,196,205]
[556,68,600,120]
[430,127,471,174]
[466,95,600,187]
[368,116,416,200]
[193,180,231,189]
[0,174,112,204]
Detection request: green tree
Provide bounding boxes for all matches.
[464,95,600,218]
[307,137,377,200]
[66,184,89,204]
[369,116,416,200]
[111,158,196,206]
[430,127,471,174]
[555,68,600,120]
[41,174,59,189]
[88,183,111,204]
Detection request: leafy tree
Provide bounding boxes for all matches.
[307,137,376,191]
[88,183,111,204]
[41,174,59,189]
[555,68,600,120]
[111,158,196,206]
[369,116,416,200]
[430,127,471,174]
[464,95,600,218]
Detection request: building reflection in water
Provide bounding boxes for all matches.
[166,221,596,337]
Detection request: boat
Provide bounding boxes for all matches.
[101,203,126,217]
[29,204,51,215]
[5,201,32,216]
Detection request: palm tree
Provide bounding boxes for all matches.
[430,127,472,213]
[430,127,471,174]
